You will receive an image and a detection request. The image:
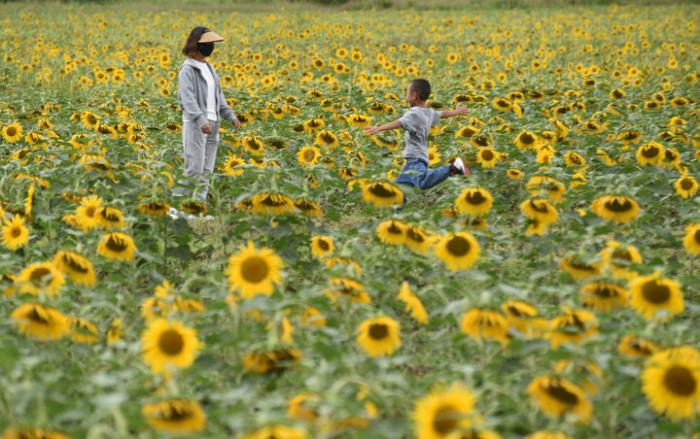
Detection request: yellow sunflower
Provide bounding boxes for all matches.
[242,348,302,374]
[404,224,435,254]
[599,241,643,279]
[141,318,201,374]
[1,428,70,439]
[356,316,401,357]
[376,219,406,245]
[413,384,476,439]
[398,281,429,324]
[1,214,29,251]
[526,176,565,204]
[297,145,322,167]
[142,399,206,433]
[98,206,125,230]
[618,335,659,358]
[315,130,340,149]
[15,262,64,297]
[242,135,265,156]
[520,199,559,226]
[52,250,96,287]
[250,192,296,216]
[226,241,283,299]
[683,224,700,256]
[75,194,104,231]
[244,425,308,439]
[2,122,24,143]
[361,181,404,208]
[455,188,493,217]
[579,281,628,312]
[548,308,598,348]
[526,432,573,439]
[460,308,509,345]
[514,130,540,149]
[476,148,500,168]
[294,198,323,217]
[10,302,70,341]
[629,272,684,321]
[137,201,171,217]
[434,232,480,271]
[591,195,640,223]
[674,176,698,199]
[220,153,246,176]
[97,232,137,262]
[310,235,335,259]
[560,256,602,280]
[636,142,665,166]
[642,346,700,420]
[527,375,592,423]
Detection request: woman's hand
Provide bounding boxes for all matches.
[201,122,212,134]
[232,118,241,129]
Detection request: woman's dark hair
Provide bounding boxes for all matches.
[182,26,208,57]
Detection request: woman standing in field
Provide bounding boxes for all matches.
[175,26,240,205]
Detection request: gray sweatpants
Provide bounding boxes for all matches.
[177,119,219,202]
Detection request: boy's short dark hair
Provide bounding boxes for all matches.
[409,79,431,101]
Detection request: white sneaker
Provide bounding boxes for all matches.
[452,157,469,176]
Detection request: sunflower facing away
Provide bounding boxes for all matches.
[226,241,283,299]
[398,281,429,324]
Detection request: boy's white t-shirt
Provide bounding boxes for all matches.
[189,59,218,123]
[399,106,441,164]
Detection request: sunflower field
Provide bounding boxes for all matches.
[0,1,699,438]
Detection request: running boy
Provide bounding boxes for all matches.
[364,79,469,189]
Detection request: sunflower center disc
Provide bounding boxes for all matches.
[641,281,670,304]
[432,406,460,435]
[680,179,694,190]
[465,192,486,205]
[159,329,184,355]
[545,382,579,405]
[694,230,700,245]
[605,198,632,212]
[318,240,329,251]
[369,184,396,198]
[241,257,269,283]
[65,255,89,273]
[29,267,52,286]
[11,227,22,237]
[481,150,494,160]
[368,323,388,340]
[446,236,471,256]
[663,366,697,396]
[106,236,127,252]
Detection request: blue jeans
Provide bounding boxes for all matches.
[395,158,452,190]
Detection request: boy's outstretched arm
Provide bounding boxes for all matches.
[363,119,402,136]
[440,105,468,119]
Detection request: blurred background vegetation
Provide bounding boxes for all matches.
[2,0,698,10]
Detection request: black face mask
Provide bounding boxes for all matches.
[198,42,214,57]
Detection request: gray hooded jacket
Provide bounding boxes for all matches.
[177,58,238,128]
